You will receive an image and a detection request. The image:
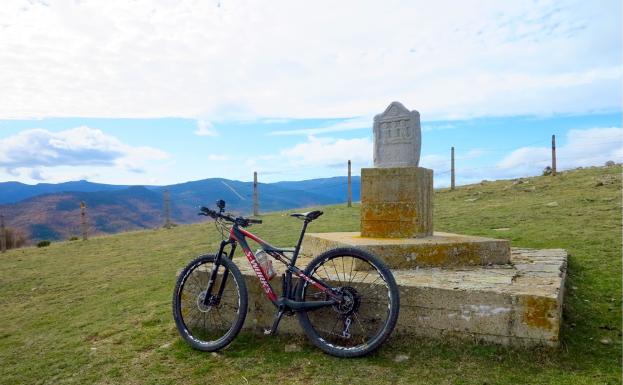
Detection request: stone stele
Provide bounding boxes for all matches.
[373,101,421,168]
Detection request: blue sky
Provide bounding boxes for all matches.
[1,112,620,187]
[0,0,621,187]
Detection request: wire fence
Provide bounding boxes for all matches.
[428,135,622,181]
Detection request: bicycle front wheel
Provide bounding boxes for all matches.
[172,255,248,351]
[296,247,400,357]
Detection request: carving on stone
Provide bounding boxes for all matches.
[373,101,421,168]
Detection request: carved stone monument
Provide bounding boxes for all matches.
[373,102,421,168]
[363,102,433,238]
[303,101,510,267]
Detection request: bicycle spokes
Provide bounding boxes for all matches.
[301,254,393,348]
[178,261,242,343]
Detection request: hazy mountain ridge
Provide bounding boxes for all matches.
[0,180,132,205]
[0,176,361,242]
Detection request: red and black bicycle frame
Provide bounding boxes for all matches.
[203,220,342,312]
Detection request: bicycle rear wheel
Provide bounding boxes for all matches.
[296,247,400,357]
[172,255,247,351]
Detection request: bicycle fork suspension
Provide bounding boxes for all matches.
[203,241,236,306]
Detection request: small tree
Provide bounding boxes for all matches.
[3,227,27,250]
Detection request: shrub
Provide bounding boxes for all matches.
[542,166,553,176]
[605,160,616,167]
[37,240,51,248]
[69,236,79,241]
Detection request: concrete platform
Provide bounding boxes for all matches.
[301,231,511,269]
[232,248,567,347]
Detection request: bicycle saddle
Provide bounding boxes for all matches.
[290,210,324,221]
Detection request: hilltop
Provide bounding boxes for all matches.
[0,165,620,384]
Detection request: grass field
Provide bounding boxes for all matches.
[1,166,621,385]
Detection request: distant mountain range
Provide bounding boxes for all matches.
[0,177,360,242]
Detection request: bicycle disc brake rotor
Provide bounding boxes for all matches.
[333,286,361,316]
[196,290,214,313]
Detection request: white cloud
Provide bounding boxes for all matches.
[0,1,619,120]
[260,118,294,124]
[116,146,169,173]
[269,116,372,136]
[208,154,229,161]
[461,149,487,160]
[421,123,456,132]
[194,120,218,136]
[420,154,450,172]
[239,135,371,179]
[279,136,372,169]
[496,127,622,176]
[0,126,169,178]
[496,146,550,172]
[29,168,44,181]
[419,149,487,178]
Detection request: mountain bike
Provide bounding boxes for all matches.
[172,200,400,358]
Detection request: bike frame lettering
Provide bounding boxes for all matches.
[244,248,277,302]
[227,226,339,306]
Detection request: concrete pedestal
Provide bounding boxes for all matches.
[361,167,433,238]
[302,231,511,269]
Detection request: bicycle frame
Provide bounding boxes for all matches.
[203,220,342,313]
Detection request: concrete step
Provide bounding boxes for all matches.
[232,248,566,347]
[301,231,511,268]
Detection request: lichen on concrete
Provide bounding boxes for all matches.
[302,231,511,268]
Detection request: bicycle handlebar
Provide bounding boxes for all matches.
[199,206,262,227]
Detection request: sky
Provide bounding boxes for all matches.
[0,0,621,187]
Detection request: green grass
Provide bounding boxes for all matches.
[1,166,621,385]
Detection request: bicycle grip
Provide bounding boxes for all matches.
[248,219,263,224]
[199,207,217,218]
